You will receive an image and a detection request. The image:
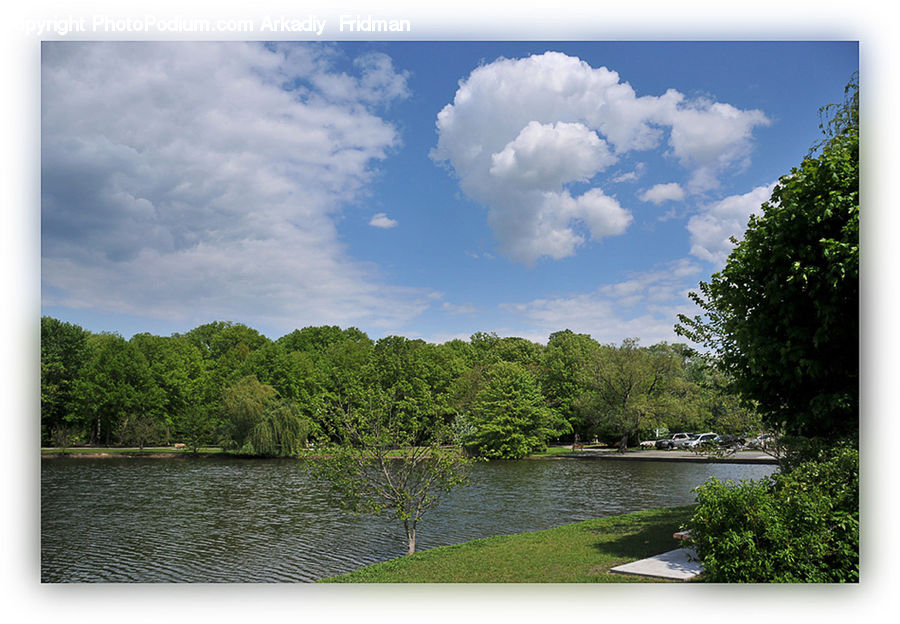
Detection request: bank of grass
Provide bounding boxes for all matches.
[319,505,696,583]
[41,446,226,456]
[527,445,611,458]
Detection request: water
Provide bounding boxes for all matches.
[41,456,775,582]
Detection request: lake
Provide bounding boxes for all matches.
[41,456,775,582]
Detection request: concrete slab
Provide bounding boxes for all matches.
[610,547,702,581]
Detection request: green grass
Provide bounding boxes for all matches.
[41,446,225,455]
[526,445,610,458]
[319,505,696,583]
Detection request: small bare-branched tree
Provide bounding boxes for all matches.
[310,390,472,555]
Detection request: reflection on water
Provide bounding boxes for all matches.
[41,456,774,582]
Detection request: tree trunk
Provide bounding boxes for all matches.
[405,521,416,555]
[618,432,628,453]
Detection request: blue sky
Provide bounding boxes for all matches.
[41,40,858,345]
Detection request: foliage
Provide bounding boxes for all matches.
[71,333,159,446]
[310,391,472,555]
[219,375,277,451]
[577,339,683,449]
[129,333,206,442]
[245,399,310,457]
[219,376,310,456]
[466,361,568,459]
[41,318,763,454]
[542,330,601,436]
[676,77,859,442]
[688,446,858,582]
[41,317,90,444]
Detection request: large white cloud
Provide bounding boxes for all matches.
[432,51,770,264]
[687,183,776,266]
[41,42,430,333]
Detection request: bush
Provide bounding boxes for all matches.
[688,445,858,582]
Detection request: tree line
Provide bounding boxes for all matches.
[41,319,761,458]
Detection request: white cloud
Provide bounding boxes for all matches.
[502,258,705,345]
[639,182,685,205]
[432,52,769,264]
[687,183,776,266]
[41,42,428,333]
[612,162,645,184]
[489,121,615,188]
[369,213,398,228]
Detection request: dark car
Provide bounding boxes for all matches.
[716,434,746,450]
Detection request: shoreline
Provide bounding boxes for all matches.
[41,446,778,464]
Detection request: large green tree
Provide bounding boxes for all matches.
[541,329,601,437]
[71,333,160,446]
[676,77,859,443]
[578,339,684,450]
[41,317,90,445]
[219,375,310,456]
[465,360,568,459]
[129,333,206,443]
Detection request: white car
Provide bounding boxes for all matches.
[683,432,718,449]
[656,432,693,450]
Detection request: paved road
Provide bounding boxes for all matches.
[552,446,777,464]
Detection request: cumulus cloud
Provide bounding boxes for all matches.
[502,258,705,345]
[369,213,398,228]
[639,182,685,205]
[41,42,429,333]
[687,183,776,266]
[489,121,616,188]
[432,52,769,264]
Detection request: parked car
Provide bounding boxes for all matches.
[716,434,746,450]
[683,432,718,449]
[655,432,692,450]
[748,433,777,450]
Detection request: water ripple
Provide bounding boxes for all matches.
[42,456,774,582]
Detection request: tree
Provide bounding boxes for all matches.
[247,399,311,457]
[130,333,207,443]
[541,330,601,437]
[311,390,471,555]
[219,375,276,452]
[277,325,370,354]
[676,77,858,443]
[465,360,568,459]
[71,333,160,446]
[578,339,682,450]
[219,374,313,457]
[41,317,90,445]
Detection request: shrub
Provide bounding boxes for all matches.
[688,445,858,582]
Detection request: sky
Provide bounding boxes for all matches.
[40,40,859,346]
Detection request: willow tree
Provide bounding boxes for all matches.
[220,375,309,456]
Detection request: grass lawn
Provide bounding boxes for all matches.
[319,505,696,583]
[40,446,225,455]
